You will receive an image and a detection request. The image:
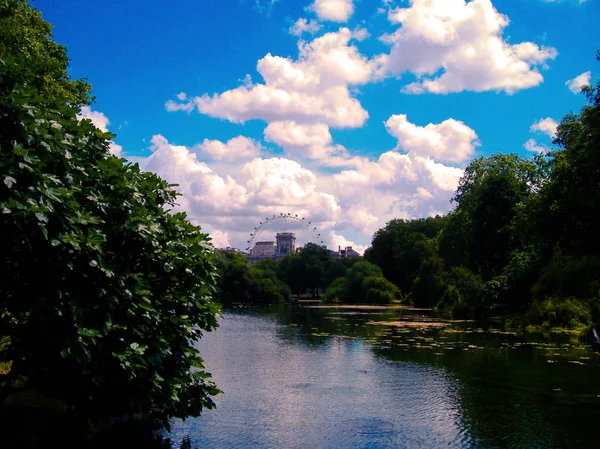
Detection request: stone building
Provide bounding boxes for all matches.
[276,232,296,256]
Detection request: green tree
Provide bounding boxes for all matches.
[530,56,600,258]
[365,217,445,293]
[439,154,545,279]
[0,0,219,430]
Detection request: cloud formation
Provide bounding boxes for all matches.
[530,117,558,138]
[166,28,388,128]
[523,138,547,154]
[290,18,322,36]
[385,114,479,163]
[382,0,557,94]
[196,136,263,161]
[310,0,354,22]
[565,71,591,94]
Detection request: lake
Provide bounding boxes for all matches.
[165,304,600,448]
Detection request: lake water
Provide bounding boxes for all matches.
[165,304,600,448]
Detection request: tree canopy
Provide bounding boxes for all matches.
[0,0,219,430]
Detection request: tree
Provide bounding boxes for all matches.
[0,0,219,430]
[439,154,545,278]
[530,55,600,258]
[366,217,445,293]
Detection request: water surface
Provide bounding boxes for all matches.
[166,304,600,448]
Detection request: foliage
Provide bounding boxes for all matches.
[0,0,92,107]
[436,285,469,318]
[213,252,288,305]
[0,0,219,429]
[529,58,600,258]
[365,216,444,293]
[362,276,403,304]
[439,154,546,278]
[410,255,446,308]
[321,277,349,303]
[362,52,600,327]
[322,261,402,304]
[279,243,347,297]
[525,298,592,328]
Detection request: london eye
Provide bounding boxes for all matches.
[247,213,323,254]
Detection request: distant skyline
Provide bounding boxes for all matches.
[36,0,598,252]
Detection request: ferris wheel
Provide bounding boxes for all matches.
[247,213,323,254]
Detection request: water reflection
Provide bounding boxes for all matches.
[165,304,600,448]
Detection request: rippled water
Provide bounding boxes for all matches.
[165,305,600,448]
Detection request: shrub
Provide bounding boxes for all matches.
[525,297,592,328]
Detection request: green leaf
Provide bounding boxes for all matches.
[78,328,102,338]
[3,176,16,189]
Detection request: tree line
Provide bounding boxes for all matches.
[216,53,600,331]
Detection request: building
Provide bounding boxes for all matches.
[329,246,361,259]
[276,232,296,256]
[252,241,276,257]
[215,247,242,254]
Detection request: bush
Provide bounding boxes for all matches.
[525,297,593,328]
[322,277,349,303]
[0,0,220,430]
[436,285,470,318]
[362,276,403,304]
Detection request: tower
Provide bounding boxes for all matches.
[276,232,296,256]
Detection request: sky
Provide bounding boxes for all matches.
[33,0,598,253]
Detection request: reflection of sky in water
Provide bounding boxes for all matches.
[167,313,468,448]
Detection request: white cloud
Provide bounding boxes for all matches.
[523,138,547,153]
[207,229,231,248]
[264,120,359,167]
[351,27,370,41]
[382,0,557,94]
[77,106,122,156]
[78,106,110,132]
[385,114,479,163]
[326,230,368,255]
[136,135,345,250]
[133,130,465,253]
[530,117,558,138]
[329,150,463,235]
[108,142,123,157]
[196,136,263,161]
[290,18,322,36]
[310,0,354,22]
[166,28,386,128]
[565,71,591,94]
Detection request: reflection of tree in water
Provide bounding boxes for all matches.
[270,304,407,346]
[0,407,193,448]
[249,303,600,448]
[372,331,600,448]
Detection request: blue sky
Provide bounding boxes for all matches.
[34,0,598,252]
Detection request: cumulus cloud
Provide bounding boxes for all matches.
[133,129,465,252]
[78,106,110,132]
[565,71,591,94]
[382,0,557,94]
[166,28,387,128]
[329,150,463,235]
[310,0,354,22]
[523,138,548,154]
[77,106,122,156]
[290,18,322,36]
[385,114,479,163]
[196,136,263,161]
[530,117,558,138]
[136,135,344,250]
[264,120,361,167]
